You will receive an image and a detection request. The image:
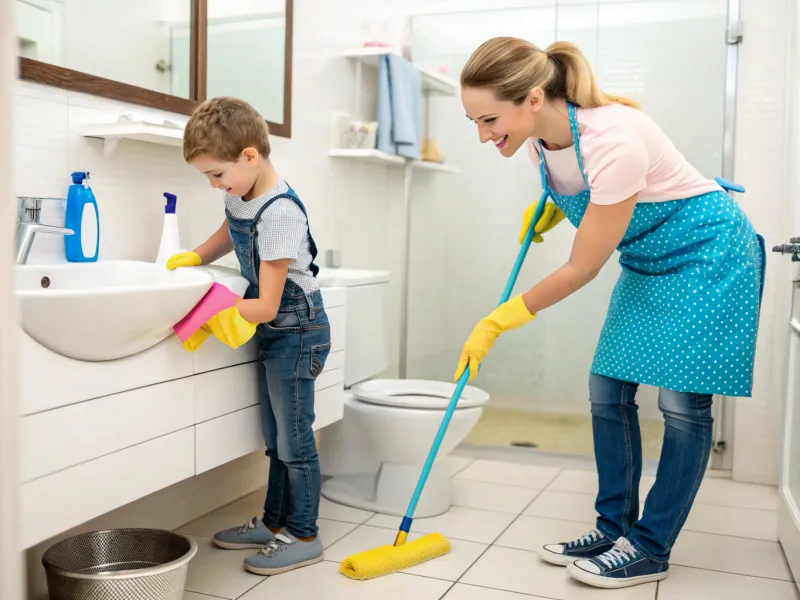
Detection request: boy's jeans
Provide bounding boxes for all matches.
[256,290,331,539]
[590,373,713,563]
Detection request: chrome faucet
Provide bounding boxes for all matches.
[15,197,74,264]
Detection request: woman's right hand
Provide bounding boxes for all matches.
[519,201,567,244]
[166,251,202,270]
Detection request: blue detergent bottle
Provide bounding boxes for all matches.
[64,171,99,262]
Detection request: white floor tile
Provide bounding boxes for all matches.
[452,479,542,514]
[238,560,451,600]
[319,496,376,524]
[456,459,561,489]
[658,565,800,600]
[445,456,475,477]
[324,524,488,581]
[183,593,225,600]
[548,470,656,498]
[178,491,264,538]
[184,536,263,600]
[671,530,793,581]
[443,583,550,599]
[524,491,598,523]
[496,516,595,552]
[693,478,779,511]
[461,546,657,599]
[319,518,359,548]
[366,505,517,544]
[684,502,778,541]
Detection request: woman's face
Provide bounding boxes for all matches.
[462,86,541,158]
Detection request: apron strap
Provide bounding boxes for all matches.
[535,103,590,195]
[567,103,591,190]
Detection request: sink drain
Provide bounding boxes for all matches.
[40,277,50,289]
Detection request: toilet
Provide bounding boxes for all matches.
[316,268,490,518]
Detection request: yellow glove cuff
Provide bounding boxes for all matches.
[486,295,536,332]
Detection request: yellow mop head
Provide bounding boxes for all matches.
[339,532,451,580]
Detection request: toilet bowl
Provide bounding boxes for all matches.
[315,268,490,518]
[321,379,489,517]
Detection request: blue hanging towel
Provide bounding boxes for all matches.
[376,53,421,159]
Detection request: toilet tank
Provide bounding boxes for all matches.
[316,268,391,387]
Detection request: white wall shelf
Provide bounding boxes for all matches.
[329,148,406,166]
[342,47,459,96]
[79,121,184,157]
[329,148,460,173]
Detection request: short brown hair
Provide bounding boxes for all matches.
[183,96,271,162]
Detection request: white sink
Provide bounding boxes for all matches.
[14,260,214,361]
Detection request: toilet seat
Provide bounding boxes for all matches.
[350,379,489,410]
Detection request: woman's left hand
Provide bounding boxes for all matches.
[454,295,536,382]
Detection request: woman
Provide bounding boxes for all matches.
[455,37,765,590]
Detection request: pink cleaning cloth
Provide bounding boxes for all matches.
[173,282,239,343]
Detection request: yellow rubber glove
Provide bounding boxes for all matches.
[204,306,257,350]
[519,201,567,244]
[182,325,212,352]
[454,295,536,382]
[167,251,202,270]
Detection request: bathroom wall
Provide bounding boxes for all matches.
[730,0,792,485]
[1,0,23,596]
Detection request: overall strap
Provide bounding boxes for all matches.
[250,191,300,224]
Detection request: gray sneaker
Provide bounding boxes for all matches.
[244,531,324,575]
[213,517,277,550]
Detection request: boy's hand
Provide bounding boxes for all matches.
[167,251,202,270]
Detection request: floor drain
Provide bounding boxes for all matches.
[510,441,538,448]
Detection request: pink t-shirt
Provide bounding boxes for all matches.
[526,103,721,205]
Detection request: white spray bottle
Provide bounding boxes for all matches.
[156,192,181,267]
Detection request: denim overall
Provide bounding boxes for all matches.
[535,103,765,562]
[227,185,330,539]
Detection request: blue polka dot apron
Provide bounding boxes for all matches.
[535,103,766,397]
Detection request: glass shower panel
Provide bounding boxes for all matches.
[597,0,728,177]
[406,1,729,454]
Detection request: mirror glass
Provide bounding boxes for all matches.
[15,0,193,99]
[208,0,286,124]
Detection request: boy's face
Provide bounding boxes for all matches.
[190,148,261,198]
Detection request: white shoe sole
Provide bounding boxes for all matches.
[213,539,270,550]
[567,562,668,589]
[536,548,576,567]
[245,553,324,576]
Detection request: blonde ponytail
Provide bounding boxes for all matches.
[461,37,638,109]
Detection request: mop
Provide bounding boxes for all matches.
[338,193,548,580]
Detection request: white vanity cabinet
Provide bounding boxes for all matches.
[18,286,346,549]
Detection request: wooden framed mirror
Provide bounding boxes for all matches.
[16,0,294,137]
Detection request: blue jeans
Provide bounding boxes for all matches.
[590,373,713,562]
[257,289,331,539]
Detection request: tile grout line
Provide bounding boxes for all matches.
[440,471,563,598]
[448,458,477,479]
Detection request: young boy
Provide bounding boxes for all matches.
[168,97,331,576]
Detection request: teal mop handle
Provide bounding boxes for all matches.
[398,191,549,533]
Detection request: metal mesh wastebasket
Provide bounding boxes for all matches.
[42,528,197,600]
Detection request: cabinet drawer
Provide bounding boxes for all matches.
[329,306,345,352]
[21,427,195,549]
[195,382,345,474]
[195,363,260,423]
[315,384,345,431]
[20,378,194,483]
[193,337,258,374]
[195,358,344,424]
[196,406,262,474]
